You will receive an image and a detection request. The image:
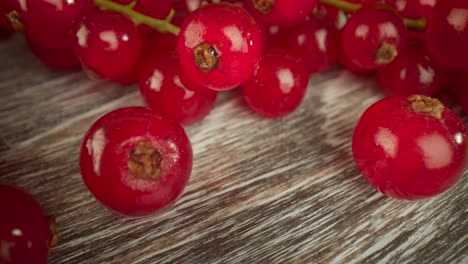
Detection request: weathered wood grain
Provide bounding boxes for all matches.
[0,36,467,264]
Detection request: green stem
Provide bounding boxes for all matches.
[319,0,426,31]
[320,0,360,12]
[94,0,180,35]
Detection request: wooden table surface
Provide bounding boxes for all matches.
[1,36,467,264]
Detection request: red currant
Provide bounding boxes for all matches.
[139,53,217,125]
[22,0,93,49]
[281,17,340,75]
[377,42,443,96]
[245,0,318,27]
[425,0,468,73]
[177,3,263,91]
[0,184,53,264]
[241,50,308,118]
[72,11,143,79]
[80,107,193,216]
[341,6,408,71]
[352,95,467,200]
[134,0,173,20]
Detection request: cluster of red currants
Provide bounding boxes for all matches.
[1,0,468,261]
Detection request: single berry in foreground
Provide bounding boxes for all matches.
[242,50,308,118]
[377,42,443,96]
[139,53,217,125]
[341,6,408,71]
[352,95,467,200]
[177,3,263,91]
[72,11,142,79]
[0,184,54,264]
[80,107,193,216]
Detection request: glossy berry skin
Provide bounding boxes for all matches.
[139,53,217,125]
[72,11,142,79]
[22,0,93,49]
[242,51,308,118]
[80,107,193,216]
[425,0,468,73]
[341,6,408,71]
[282,17,340,75]
[0,184,51,264]
[386,0,437,19]
[245,0,317,27]
[177,3,262,91]
[377,42,442,96]
[352,95,467,200]
[28,38,81,70]
[134,0,173,19]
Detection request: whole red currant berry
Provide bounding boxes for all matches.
[80,107,193,216]
[177,3,263,91]
[0,184,55,264]
[139,53,217,125]
[352,95,467,200]
[341,6,408,71]
[242,50,308,118]
[72,11,142,79]
[282,17,340,75]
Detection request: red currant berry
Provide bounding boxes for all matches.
[425,0,468,73]
[134,0,173,19]
[377,42,443,96]
[139,53,217,125]
[241,50,308,118]
[386,0,437,19]
[245,0,317,27]
[27,38,81,70]
[282,17,340,75]
[21,0,93,49]
[177,3,263,91]
[72,11,143,79]
[80,107,193,216]
[352,95,467,200]
[341,6,408,71]
[0,184,54,264]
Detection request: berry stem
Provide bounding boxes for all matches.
[94,0,180,35]
[319,0,426,31]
